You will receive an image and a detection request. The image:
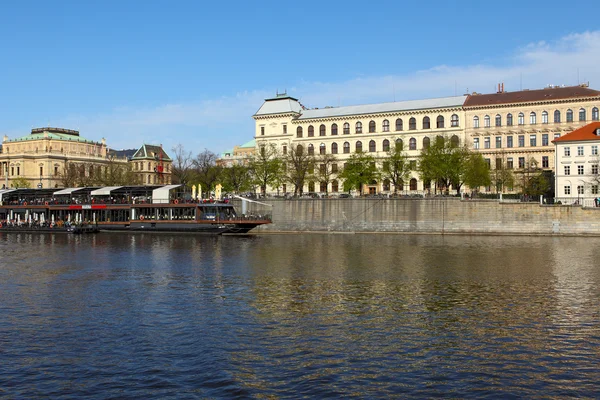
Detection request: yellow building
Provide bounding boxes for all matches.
[0,127,172,188]
[253,93,467,194]
[0,127,109,189]
[217,139,256,167]
[464,84,600,191]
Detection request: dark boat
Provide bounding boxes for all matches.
[0,185,271,235]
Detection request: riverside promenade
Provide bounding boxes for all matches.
[245,198,600,236]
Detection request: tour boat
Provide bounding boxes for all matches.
[0,185,271,235]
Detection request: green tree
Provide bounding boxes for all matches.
[490,154,515,193]
[11,177,31,189]
[338,152,379,195]
[519,158,550,197]
[192,149,222,197]
[315,153,337,196]
[248,143,283,195]
[98,157,140,186]
[419,137,469,194]
[463,153,491,191]
[220,164,252,194]
[382,142,411,194]
[284,144,315,196]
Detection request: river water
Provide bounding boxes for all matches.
[1,232,599,399]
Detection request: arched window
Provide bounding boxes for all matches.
[331,142,338,154]
[355,121,362,133]
[383,179,390,191]
[450,135,460,147]
[308,125,314,137]
[296,126,303,138]
[409,138,417,150]
[382,139,390,152]
[484,115,491,127]
[319,124,326,136]
[343,122,350,134]
[296,145,304,154]
[518,112,525,125]
[593,107,599,121]
[369,140,376,152]
[355,141,363,152]
[542,111,548,124]
[507,113,513,126]
[395,118,403,131]
[382,119,390,132]
[409,117,417,130]
[410,178,418,191]
[423,137,430,149]
[331,123,338,135]
[566,109,573,122]
[319,143,326,155]
[332,180,339,192]
[308,144,314,155]
[473,116,480,128]
[395,138,403,150]
[369,120,376,133]
[436,115,444,128]
[343,142,350,154]
[554,110,561,123]
[451,114,459,127]
[423,116,431,129]
[495,114,502,127]
[579,108,586,121]
[530,112,537,124]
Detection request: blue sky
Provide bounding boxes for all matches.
[1,0,599,155]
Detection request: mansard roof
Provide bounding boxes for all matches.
[297,95,468,120]
[254,94,303,116]
[131,144,171,161]
[553,122,600,143]
[464,85,600,108]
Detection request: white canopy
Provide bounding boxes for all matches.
[0,189,17,203]
[53,187,80,195]
[152,184,181,204]
[90,186,123,196]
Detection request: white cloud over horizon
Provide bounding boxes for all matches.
[9,30,600,155]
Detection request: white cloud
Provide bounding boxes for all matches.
[37,30,600,155]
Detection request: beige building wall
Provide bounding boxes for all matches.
[465,92,600,192]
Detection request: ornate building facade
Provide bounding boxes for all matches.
[0,127,172,188]
[253,93,466,194]
[464,84,600,190]
[253,85,600,195]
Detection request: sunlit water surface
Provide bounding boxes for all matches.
[1,232,600,398]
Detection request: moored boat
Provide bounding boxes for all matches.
[0,185,271,234]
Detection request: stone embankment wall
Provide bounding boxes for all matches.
[247,198,600,236]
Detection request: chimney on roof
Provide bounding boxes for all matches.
[497,83,505,93]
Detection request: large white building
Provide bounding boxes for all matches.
[553,122,600,206]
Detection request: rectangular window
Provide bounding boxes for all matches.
[578,165,584,175]
[542,112,548,124]
[593,146,598,156]
[593,185,599,195]
[518,157,525,168]
[54,166,59,175]
[507,136,513,148]
[578,185,584,195]
[332,164,338,173]
[410,160,417,170]
[260,126,265,135]
[542,156,548,168]
[564,166,570,175]
[16,167,20,175]
[507,158,513,169]
[530,135,537,147]
[40,166,43,176]
[485,158,491,169]
[495,158,502,169]
[484,137,490,149]
[473,138,479,149]
[283,145,287,155]
[564,185,571,195]
[282,124,287,134]
[11,167,14,176]
[564,147,570,157]
[593,164,599,175]
[518,135,525,147]
[577,146,584,156]
[320,164,326,174]
[542,134,548,146]
[495,136,502,148]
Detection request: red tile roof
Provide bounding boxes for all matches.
[464,86,600,107]
[553,122,600,143]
